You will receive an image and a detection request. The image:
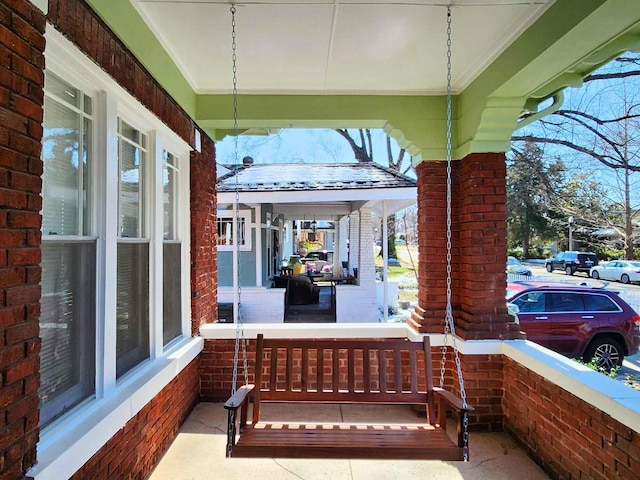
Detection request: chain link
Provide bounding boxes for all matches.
[440,6,469,461]
[229,4,249,406]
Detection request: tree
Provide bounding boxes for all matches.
[334,129,412,259]
[507,142,564,256]
[512,54,640,258]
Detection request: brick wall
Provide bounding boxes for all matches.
[190,139,218,331]
[201,339,257,402]
[503,357,640,480]
[0,0,218,478]
[69,357,200,480]
[0,1,46,478]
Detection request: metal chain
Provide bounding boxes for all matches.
[230,4,249,409]
[439,6,469,461]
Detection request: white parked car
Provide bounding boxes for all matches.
[590,260,640,284]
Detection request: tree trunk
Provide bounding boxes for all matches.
[387,214,397,258]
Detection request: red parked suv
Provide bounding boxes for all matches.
[507,282,640,370]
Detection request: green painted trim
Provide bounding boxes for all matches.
[199,94,454,160]
[517,91,564,131]
[86,0,196,116]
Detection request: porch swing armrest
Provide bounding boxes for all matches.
[224,384,255,411]
[433,387,473,413]
[434,388,474,451]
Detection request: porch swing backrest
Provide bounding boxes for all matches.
[224,334,472,460]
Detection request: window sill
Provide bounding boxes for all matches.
[29,336,203,480]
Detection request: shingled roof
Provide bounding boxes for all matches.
[217,162,416,193]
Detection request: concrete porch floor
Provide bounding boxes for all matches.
[149,402,550,480]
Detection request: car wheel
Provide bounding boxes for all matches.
[621,274,630,284]
[591,270,600,279]
[546,264,553,273]
[565,266,574,275]
[583,337,624,370]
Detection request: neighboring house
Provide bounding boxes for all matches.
[216,159,417,322]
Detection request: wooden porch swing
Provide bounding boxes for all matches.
[223,5,472,461]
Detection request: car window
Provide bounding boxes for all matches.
[547,293,585,312]
[582,294,619,312]
[512,292,546,313]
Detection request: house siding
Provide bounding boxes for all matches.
[0,1,46,478]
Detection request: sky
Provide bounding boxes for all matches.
[215,128,410,170]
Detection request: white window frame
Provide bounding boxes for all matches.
[216,209,252,251]
[31,27,198,480]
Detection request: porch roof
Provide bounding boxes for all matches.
[217,162,417,217]
[217,162,416,192]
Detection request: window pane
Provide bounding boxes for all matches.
[45,71,80,109]
[548,293,584,312]
[119,120,145,147]
[163,152,177,240]
[119,124,145,238]
[216,217,245,246]
[116,242,150,378]
[42,97,82,235]
[39,241,96,426]
[583,294,618,312]
[163,242,182,345]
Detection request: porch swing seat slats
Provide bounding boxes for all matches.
[232,422,462,460]
[224,335,472,460]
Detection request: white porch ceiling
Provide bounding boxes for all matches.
[133,0,553,95]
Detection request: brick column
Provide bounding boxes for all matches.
[0,1,46,478]
[457,153,513,340]
[410,160,456,333]
[348,211,360,278]
[412,153,512,340]
[357,207,375,288]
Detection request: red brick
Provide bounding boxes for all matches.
[0,267,25,288]
[5,321,40,348]
[0,105,28,133]
[0,229,25,246]
[8,247,40,265]
[7,209,40,228]
[0,147,28,170]
[11,92,42,122]
[5,283,40,305]
[0,187,27,208]
[0,306,23,327]
[10,170,40,192]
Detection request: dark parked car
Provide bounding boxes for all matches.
[545,251,599,275]
[507,281,640,370]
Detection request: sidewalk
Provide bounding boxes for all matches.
[149,402,550,480]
